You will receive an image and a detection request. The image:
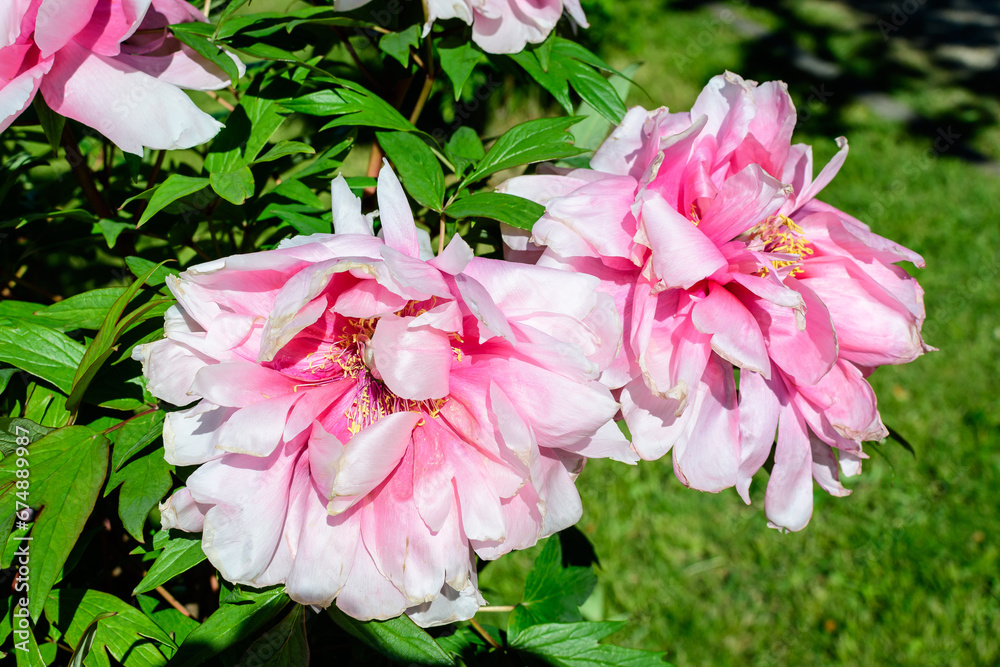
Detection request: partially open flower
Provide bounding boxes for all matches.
[0,0,243,154]
[135,163,632,625]
[500,72,931,531]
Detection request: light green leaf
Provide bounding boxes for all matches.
[439,42,481,99]
[510,621,668,667]
[40,288,126,331]
[0,426,109,620]
[137,175,210,227]
[135,594,200,646]
[68,612,117,667]
[111,411,165,472]
[124,257,179,289]
[133,533,207,596]
[206,96,286,174]
[445,192,545,230]
[0,321,85,392]
[210,166,255,205]
[13,619,46,667]
[571,62,641,151]
[377,131,446,211]
[327,607,454,666]
[379,25,420,67]
[444,127,485,176]
[272,209,332,235]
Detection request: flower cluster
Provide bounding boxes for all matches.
[501,72,931,531]
[0,0,243,154]
[135,163,634,626]
[336,0,587,54]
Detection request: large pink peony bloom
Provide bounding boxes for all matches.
[335,0,587,54]
[134,163,633,625]
[0,0,244,154]
[500,72,931,531]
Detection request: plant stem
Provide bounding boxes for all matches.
[61,126,113,219]
[469,618,501,649]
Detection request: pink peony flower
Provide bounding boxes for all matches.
[335,0,587,54]
[0,0,244,154]
[134,163,633,625]
[500,72,931,531]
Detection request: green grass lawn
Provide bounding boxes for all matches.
[481,2,1000,665]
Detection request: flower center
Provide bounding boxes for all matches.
[747,214,814,276]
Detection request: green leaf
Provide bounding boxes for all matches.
[272,209,332,235]
[327,607,454,666]
[255,140,316,164]
[170,588,289,665]
[508,537,597,637]
[216,0,253,29]
[111,411,165,472]
[379,25,420,67]
[65,261,169,414]
[446,192,545,230]
[0,417,53,459]
[91,220,132,249]
[235,605,309,667]
[439,42,481,99]
[22,383,70,428]
[68,612,117,667]
[210,166,256,205]
[170,22,241,86]
[40,288,126,331]
[137,174,210,227]
[510,621,668,667]
[562,58,626,124]
[282,84,416,133]
[0,321,85,392]
[444,127,485,176]
[462,116,585,187]
[377,131,446,211]
[32,95,64,153]
[510,50,573,114]
[108,449,172,542]
[133,532,208,596]
[270,179,325,208]
[135,594,200,646]
[571,62,641,151]
[13,619,46,667]
[44,589,175,666]
[206,95,286,175]
[0,427,109,620]
[124,257,179,289]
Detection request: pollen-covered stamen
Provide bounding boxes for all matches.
[746,214,814,276]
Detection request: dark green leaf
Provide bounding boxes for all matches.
[379,25,420,67]
[171,22,241,86]
[137,175,210,227]
[206,96,286,174]
[136,594,200,646]
[68,612,117,667]
[32,95,64,153]
[171,588,289,665]
[377,131,446,211]
[327,607,454,666]
[462,116,585,187]
[0,321,85,392]
[446,192,545,230]
[13,620,46,667]
[563,58,626,124]
[107,449,172,542]
[133,533,208,596]
[444,127,485,176]
[510,621,668,667]
[272,209,332,235]
[124,257,179,289]
[0,427,109,620]
[111,411,165,472]
[508,537,597,637]
[0,418,53,459]
[439,42,481,99]
[510,50,573,114]
[571,62,641,151]
[255,140,316,164]
[236,605,309,667]
[282,84,416,133]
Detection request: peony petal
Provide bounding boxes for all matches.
[764,402,814,532]
[697,164,791,245]
[40,40,222,154]
[691,282,770,376]
[735,367,781,503]
[640,191,728,290]
[370,314,453,401]
[376,161,420,257]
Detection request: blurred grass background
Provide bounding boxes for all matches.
[479,1,1000,665]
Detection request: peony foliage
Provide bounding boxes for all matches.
[0,0,926,665]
